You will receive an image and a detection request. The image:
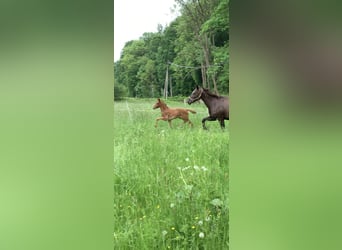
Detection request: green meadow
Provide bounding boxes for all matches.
[114,98,229,249]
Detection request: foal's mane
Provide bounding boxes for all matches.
[158,99,169,108]
[202,88,220,98]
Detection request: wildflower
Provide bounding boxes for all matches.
[182,166,190,171]
[199,232,205,238]
[198,220,203,226]
[185,157,190,162]
[185,185,193,191]
[193,165,200,171]
[205,216,211,222]
[156,204,160,209]
[171,227,175,230]
[210,198,223,207]
[170,203,175,208]
[191,225,196,229]
[201,166,208,171]
[162,230,168,236]
[195,216,199,220]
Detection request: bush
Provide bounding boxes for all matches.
[114,84,127,101]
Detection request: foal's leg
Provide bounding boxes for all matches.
[155,117,164,127]
[181,113,193,127]
[202,116,217,130]
[168,120,172,128]
[182,118,193,127]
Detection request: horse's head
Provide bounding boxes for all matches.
[187,86,203,105]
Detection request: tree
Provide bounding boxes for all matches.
[119,40,146,97]
[114,61,127,100]
[136,57,157,97]
[174,0,218,92]
[201,0,229,93]
[113,0,229,98]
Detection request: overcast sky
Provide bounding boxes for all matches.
[114,0,179,62]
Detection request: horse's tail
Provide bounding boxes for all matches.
[187,109,196,114]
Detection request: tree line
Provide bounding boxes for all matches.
[114,0,229,99]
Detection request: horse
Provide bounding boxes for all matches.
[153,98,196,128]
[187,86,229,129]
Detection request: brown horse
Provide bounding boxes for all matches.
[187,86,229,129]
[153,98,196,128]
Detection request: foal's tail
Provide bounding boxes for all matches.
[186,109,196,114]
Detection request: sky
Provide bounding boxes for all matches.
[114,0,179,62]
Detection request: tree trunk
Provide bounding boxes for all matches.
[170,76,173,97]
[202,35,211,90]
[201,63,207,88]
[212,75,218,94]
[164,64,169,99]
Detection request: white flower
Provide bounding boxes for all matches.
[199,232,205,238]
[162,230,168,236]
[170,203,175,208]
[198,220,203,226]
[201,166,208,171]
[205,216,211,222]
[184,184,193,191]
[193,165,200,171]
[185,157,190,162]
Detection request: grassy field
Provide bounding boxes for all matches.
[114,98,229,249]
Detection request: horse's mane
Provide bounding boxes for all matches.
[202,88,221,98]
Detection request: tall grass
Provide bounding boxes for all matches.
[114,98,229,249]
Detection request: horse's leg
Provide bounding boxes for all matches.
[202,116,216,130]
[219,119,225,129]
[168,120,172,128]
[202,117,208,130]
[223,117,229,129]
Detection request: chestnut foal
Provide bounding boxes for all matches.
[153,98,196,128]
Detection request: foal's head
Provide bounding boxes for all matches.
[153,98,167,109]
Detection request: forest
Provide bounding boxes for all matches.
[114,0,229,99]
